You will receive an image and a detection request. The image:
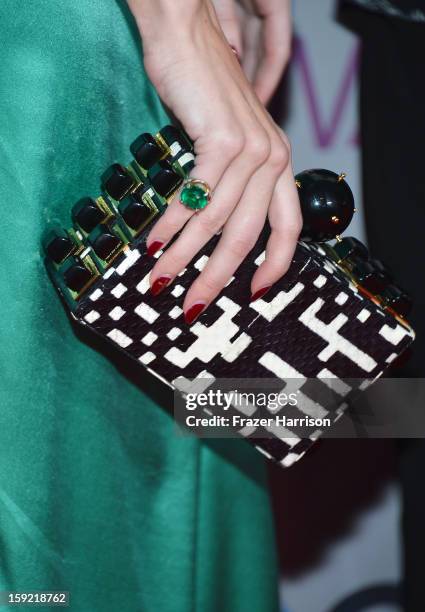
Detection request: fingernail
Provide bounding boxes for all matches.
[250,286,271,302]
[184,302,207,325]
[151,275,172,296]
[147,240,164,257]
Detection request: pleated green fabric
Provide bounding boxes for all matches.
[0,2,279,611]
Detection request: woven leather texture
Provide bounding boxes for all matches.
[73,226,414,467]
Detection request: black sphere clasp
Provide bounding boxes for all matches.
[295,169,355,242]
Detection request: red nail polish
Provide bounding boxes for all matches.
[151,275,172,296]
[184,302,206,325]
[250,286,271,302]
[147,240,164,257]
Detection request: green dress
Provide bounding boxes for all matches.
[0,2,279,610]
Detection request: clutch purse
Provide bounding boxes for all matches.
[44,124,415,467]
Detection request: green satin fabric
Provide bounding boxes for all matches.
[0,2,279,611]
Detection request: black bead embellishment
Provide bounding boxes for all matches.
[119,191,153,230]
[382,285,412,317]
[63,259,93,292]
[130,133,163,170]
[90,228,122,261]
[369,258,393,283]
[102,164,136,201]
[296,169,355,242]
[44,229,75,264]
[149,161,183,198]
[72,197,106,233]
[175,149,195,175]
[333,236,368,261]
[159,125,193,152]
[350,258,389,294]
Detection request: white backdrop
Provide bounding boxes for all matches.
[278,2,401,611]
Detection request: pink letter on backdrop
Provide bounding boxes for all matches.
[293,37,360,148]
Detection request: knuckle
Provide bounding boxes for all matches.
[197,210,224,235]
[155,208,187,235]
[276,128,292,156]
[197,273,222,294]
[211,129,244,159]
[245,132,271,165]
[285,215,303,240]
[161,248,186,273]
[269,141,290,173]
[267,252,292,277]
[281,132,291,153]
[226,234,257,258]
[162,218,183,235]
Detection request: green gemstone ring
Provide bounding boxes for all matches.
[180,179,211,211]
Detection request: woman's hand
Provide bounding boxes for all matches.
[212,0,292,105]
[128,0,301,324]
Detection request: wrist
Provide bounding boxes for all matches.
[129,0,207,44]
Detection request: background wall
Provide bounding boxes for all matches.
[274,2,402,611]
[284,0,364,240]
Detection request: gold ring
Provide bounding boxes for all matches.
[180,178,212,211]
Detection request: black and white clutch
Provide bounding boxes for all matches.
[44,125,415,467]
